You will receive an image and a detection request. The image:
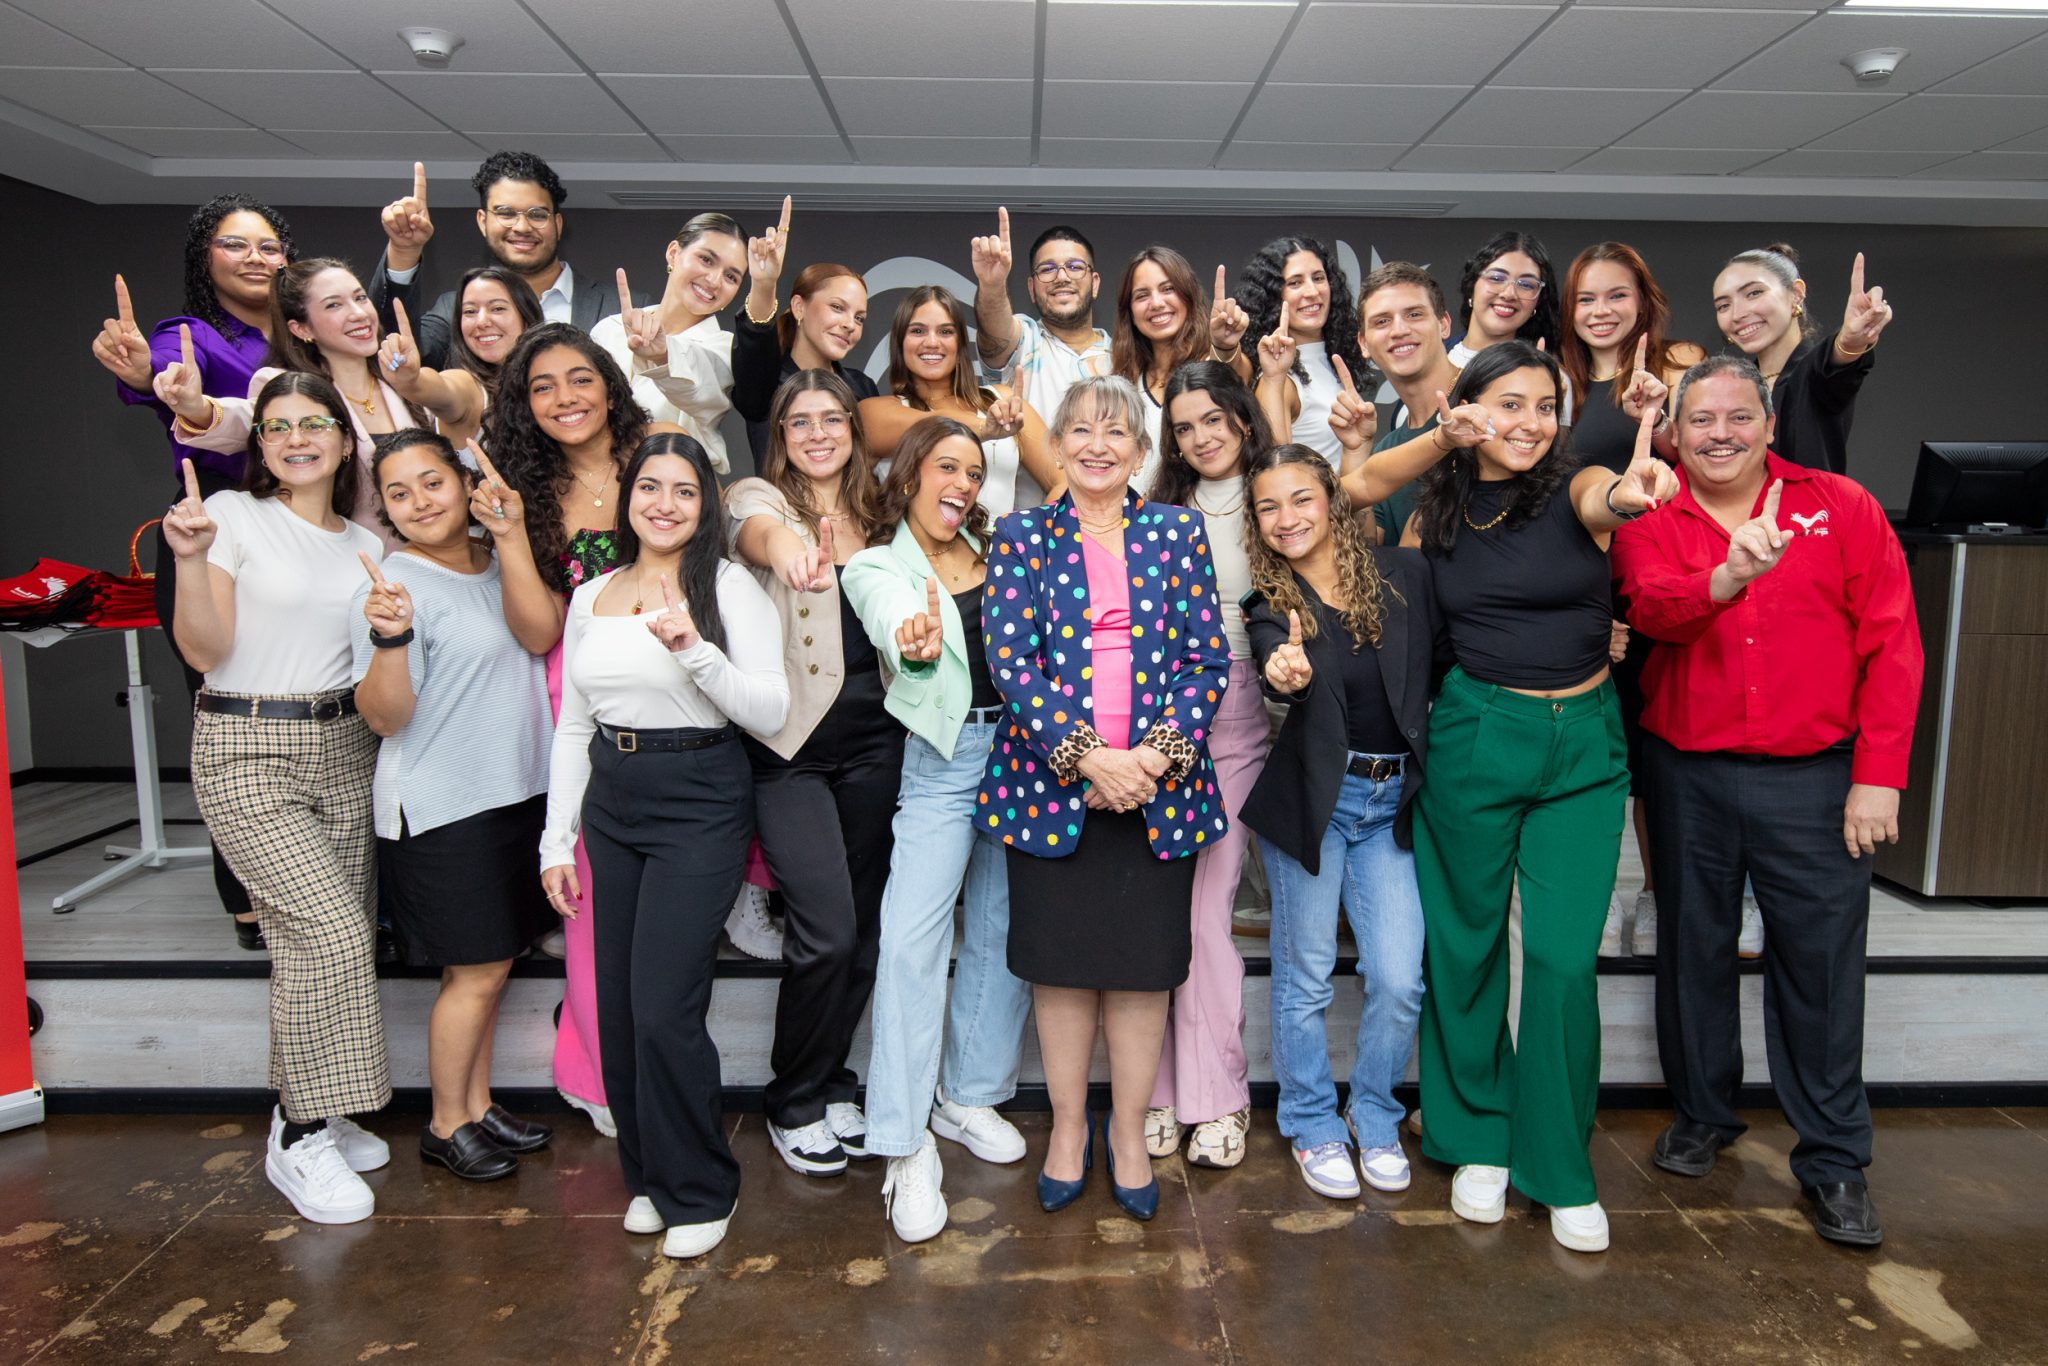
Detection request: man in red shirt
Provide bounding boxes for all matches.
[1612,355,1922,1248]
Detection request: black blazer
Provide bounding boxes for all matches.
[1240,548,1444,872]
[369,255,649,371]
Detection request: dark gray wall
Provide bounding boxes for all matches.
[10,173,2047,767]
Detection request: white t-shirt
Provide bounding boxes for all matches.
[990,314,1111,434]
[1190,479,1252,660]
[1131,384,1167,498]
[202,491,386,695]
[1289,341,1344,465]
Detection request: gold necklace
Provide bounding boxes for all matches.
[630,566,657,616]
[339,377,378,416]
[1463,502,1510,532]
[570,465,615,509]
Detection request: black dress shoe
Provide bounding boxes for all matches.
[477,1105,553,1154]
[235,919,266,952]
[1804,1181,1884,1247]
[1653,1119,1728,1178]
[420,1122,518,1181]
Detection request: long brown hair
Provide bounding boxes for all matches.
[887,285,991,414]
[875,416,992,566]
[265,256,429,428]
[777,262,866,353]
[761,370,888,545]
[1243,444,1398,650]
[1110,246,1212,395]
[1148,360,1274,506]
[241,371,361,518]
[1560,242,1684,422]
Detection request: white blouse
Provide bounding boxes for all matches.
[591,314,735,475]
[1289,341,1345,465]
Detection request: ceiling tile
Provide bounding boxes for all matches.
[1995,123,2048,152]
[1738,148,1963,177]
[1271,4,1555,85]
[1715,13,2048,95]
[661,134,853,164]
[1929,34,2048,97]
[8,0,345,69]
[1396,143,1597,172]
[83,126,308,157]
[0,7,123,66]
[1432,86,1686,145]
[826,77,1032,139]
[264,0,581,74]
[1619,91,1898,150]
[605,76,837,137]
[377,71,639,134]
[1910,149,2048,180]
[1810,94,2048,153]
[1041,81,1251,141]
[1572,0,1820,7]
[0,68,241,126]
[156,70,446,133]
[1496,8,1805,88]
[847,136,1027,166]
[1237,83,1469,143]
[1216,140,1409,171]
[275,130,485,159]
[464,132,673,162]
[1569,145,1776,174]
[524,0,807,74]
[1044,1,1294,83]
[1039,138,1220,169]
[787,0,1035,78]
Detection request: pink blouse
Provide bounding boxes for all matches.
[1081,531,1132,750]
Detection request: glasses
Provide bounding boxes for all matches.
[1033,259,1093,282]
[211,236,287,263]
[1481,268,1543,298]
[254,415,347,443]
[783,413,850,437]
[488,206,556,226]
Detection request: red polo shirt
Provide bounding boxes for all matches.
[1610,453,1923,788]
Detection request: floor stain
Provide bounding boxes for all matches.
[199,1123,245,1140]
[1095,1216,1144,1245]
[842,1258,888,1287]
[54,1317,99,1341]
[491,1305,516,1321]
[1271,1210,1357,1234]
[916,1226,1017,1287]
[1384,1209,1463,1227]
[1867,1262,1981,1351]
[1000,1251,1179,1284]
[1726,1137,1797,1185]
[0,1221,63,1248]
[727,1254,778,1278]
[356,1342,421,1360]
[1849,1316,1878,1331]
[203,1150,253,1174]
[223,1298,296,1355]
[639,1283,697,1366]
[260,1226,297,1243]
[947,1197,996,1225]
[146,1298,207,1336]
[492,1207,532,1228]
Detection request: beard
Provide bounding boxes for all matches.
[492,237,560,277]
[1036,283,1097,328]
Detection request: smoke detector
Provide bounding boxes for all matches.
[1842,47,1908,84]
[400,28,464,67]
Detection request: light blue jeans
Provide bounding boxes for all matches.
[864,719,1033,1158]
[1262,763,1426,1151]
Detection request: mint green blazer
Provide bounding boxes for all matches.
[841,522,988,756]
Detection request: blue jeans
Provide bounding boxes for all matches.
[864,720,1033,1158]
[1262,763,1426,1151]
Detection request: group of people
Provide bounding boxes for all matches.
[88,147,1922,1261]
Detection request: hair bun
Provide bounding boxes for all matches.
[1763,242,1800,266]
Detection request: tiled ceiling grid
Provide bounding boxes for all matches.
[1,0,2046,185]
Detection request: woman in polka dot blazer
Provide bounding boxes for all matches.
[978,374,1231,1221]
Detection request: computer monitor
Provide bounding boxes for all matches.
[1903,442,2048,531]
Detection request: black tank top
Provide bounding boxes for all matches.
[1426,476,1611,690]
[1568,381,1636,475]
[1314,599,1406,755]
[955,587,1001,708]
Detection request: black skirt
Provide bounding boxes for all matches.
[378,795,552,966]
[1006,808,1195,991]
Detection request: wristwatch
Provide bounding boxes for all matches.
[370,627,415,649]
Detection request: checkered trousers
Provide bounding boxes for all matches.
[191,694,390,1122]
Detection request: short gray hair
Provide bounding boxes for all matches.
[1048,374,1153,452]
[1674,354,1773,421]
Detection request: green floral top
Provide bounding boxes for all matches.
[559,528,621,592]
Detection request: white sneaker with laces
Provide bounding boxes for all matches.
[324,1115,390,1172]
[769,1118,848,1176]
[1186,1109,1251,1169]
[825,1101,871,1159]
[538,926,567,960]
[560,1091,616,1138]
[1143,1106,1183,1159]
[724,884,784,961]
[930,1090,1026,1165]
[1451,1164,1510,1224]
[623,1196,663,1235]
[1738,899,1765,959]
[1358,1144,1412,1192]
[1597,891,1629,958]
[663,1201,734,1259]
[1631,889,1659,957]
[1294,1141,1361,1199]
[1550,1201,1610,1252]
[266,1124,374,1225]
[881,1133,948,1243]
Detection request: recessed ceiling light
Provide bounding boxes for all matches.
[1840,0,2048,10]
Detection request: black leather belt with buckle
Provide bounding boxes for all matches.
[964,705,1006,725]
[1347,754,1404,782]
[197,692,357,721]
[597,722,736,754]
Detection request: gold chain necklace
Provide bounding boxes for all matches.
[570,465,615,509]
[1463,502,1510,532]
[339,377,378,416]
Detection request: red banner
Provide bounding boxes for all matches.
[0,652,41,1120]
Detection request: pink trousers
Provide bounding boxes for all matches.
[1150,658,1266,1124]
[547,644,605,1107]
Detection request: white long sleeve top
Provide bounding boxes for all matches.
[589,314,735,474]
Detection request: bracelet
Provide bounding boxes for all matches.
[1835,337,1874,359]
[1431,425,1453,454]
[174,397,220,437]
[745,299,778,327]
[1603,478,1644,522]
[370,627,414,649]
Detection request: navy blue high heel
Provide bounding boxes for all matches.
[1103,1111,1160,1222]
[1037,1109,1094,1213]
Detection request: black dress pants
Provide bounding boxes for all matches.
[749,670,904,1128]
[1642,733,1874,1188]
[582,731,753,1226]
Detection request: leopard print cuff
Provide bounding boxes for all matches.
[1140,723,1198,788]
[1048,724,1106,785]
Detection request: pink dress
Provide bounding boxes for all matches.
[548,531,614,1110]
[1081,533,1132,749]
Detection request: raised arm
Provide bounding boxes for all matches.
[858,393,923,459]
[842,552,940,678]
[1345,390,1491,509]
[971,207,1020,370]
[164,460,237,672]
[351,552,418,736]
[1254,300,1301,442]
[731,199,792,424]
[379,297,483,433]
[92,275,155,394]
[469,442,566,654]
[1572,402,1677,537]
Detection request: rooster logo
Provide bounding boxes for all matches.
[1789,510,1828,535]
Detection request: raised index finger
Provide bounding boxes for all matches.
[997,205,1010,250]
[357,550,385,583]
[412,160,427,206]
[115,274,135,326]
[1214,264,1226,305]
[1761,478,1783,526]
[615,267,633,318]
[180,456,202,504]
[777,194,792,235]
[1286,609,1301,644]
[1631,332,1648,375]
[926,576,941,615]
[178,323,195,368]
[393,296,415,343]
[1332,353,1358,398]
[1849,251,1865,299]
[467,439,504,488]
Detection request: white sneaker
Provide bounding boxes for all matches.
[769,1118,848,1176]
[1451,1164,1510,1224]
[1143,1106,1183,1159]
[725,884,783,961]
[1294,1141,1361,1199]
[1358,1144,1412,1193]
[931,1090,1026,1165]
[1630,889,1658,957]
[1550,1201,1610,1252]
[881,1133,948,1243]
[1597,891,1629,958]
[826,1101,872,1160]
[1738,899,1764,959]
[663,1200,734,1259]
[538,926,567,960]
[266,1123,374,1225]
[324,1115,390,1173]
[623,1195,663,1235]
[1186,1109,1251,1169]
[561,1091,616,1138]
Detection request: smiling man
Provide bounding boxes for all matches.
[1611,354,1923,1249]
[1343,262,1459,542]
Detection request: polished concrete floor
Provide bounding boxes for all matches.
[4,1107,2045,1364]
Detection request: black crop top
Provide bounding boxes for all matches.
[1425,476,1611,690]
[1314,599,1407,756]
[955,587,1001,708]
[1567,382,1637,475]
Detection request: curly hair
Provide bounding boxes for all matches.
[182,193,295,340]
[1109,246,1212,395]
[368,428,473,539]
[760,370,888,546]
[1243,444,1398,650]
[1240,236,1372,392]
[471,150,567,209]
[612,432,730,654]
[264,257,430,430]
[875,416,993,565]
[1560,241,1686,422]
[241,371,359,519]
[886,285,992,415]
[1147,360,1273,506]
[1412,340,1576,558]
[1457,231,1561,353]
[487,323,649,592]
[446,266,542,396]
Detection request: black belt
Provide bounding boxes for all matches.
[1347,753,1405,782]
[965,704,1006,725]
[197,692,357,721]
[597,721,736,754]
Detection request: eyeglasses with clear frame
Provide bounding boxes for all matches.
[1032,259,1093,282]
[782,412,850,437]
[488,206,556,226]
[254,415,347,444]
[210,236,288,263]
[1481,268,1543,297]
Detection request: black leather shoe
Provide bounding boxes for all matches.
[234,919,266,952]
[420,1122,518,1181]
[477,1105,553,1154]
[1653,1119,1728,1178]
[1804,1181,1884,1247]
